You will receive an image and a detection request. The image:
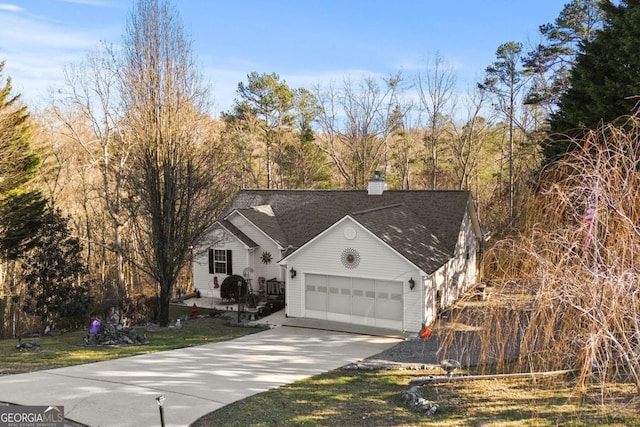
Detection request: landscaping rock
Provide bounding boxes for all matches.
[82,323,149,346]
[343,359,438,371]
[15,339,40,352]
[400,385,439,416]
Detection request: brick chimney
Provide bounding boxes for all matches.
[367,171,387,195]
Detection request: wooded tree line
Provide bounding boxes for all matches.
[1,0,637,337]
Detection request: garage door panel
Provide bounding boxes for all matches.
[375,280,403,321]
[305,285,325,311]
[353,277,374,292]
[328,287,350,314]
[375,299,403,321]
[352,296,374,317]
[327,276,351,315]
[305,274,327,312]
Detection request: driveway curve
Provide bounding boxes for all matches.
[0,326,400,427]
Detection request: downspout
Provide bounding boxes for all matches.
[423,273,433,327]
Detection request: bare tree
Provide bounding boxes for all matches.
[386,102,420,190]
[121,0,232,326]
[448,87,492,191]
[314,74,403,189]
[416,53,457,189]
[53,48,131,301]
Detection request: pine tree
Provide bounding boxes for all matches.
[524,0,604,115]
[232,72,295,189]
[0,61,46,259]
[479,42,527,220]
[21,209,92,329]
[545,0,640,163]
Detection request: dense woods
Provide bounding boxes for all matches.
[1,0,640,394]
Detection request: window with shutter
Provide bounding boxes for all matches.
[209,249,231,274]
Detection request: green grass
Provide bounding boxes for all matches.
[0,310,262,374]
[192,369,640,427]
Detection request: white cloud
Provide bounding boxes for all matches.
[0,5,121,108]
[0,15,99,50]
[0,3,23,12]
[60,0,114,6]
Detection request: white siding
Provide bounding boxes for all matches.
[192,228,246,299]
[228,213,283,282]
[285,218,423,332]
[423,275,436,326]
[431,209,479,316]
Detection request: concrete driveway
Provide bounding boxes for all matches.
[0,326,400,427]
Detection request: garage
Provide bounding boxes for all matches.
[304,273,403,330]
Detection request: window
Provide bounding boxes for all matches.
[208,249,232,275]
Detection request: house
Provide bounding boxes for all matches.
[192,174,483,333]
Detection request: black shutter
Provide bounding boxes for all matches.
[208,249,214,274]
[226,250,233,275]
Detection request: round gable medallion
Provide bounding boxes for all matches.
[341,248,361,269]
[343,226,357,240]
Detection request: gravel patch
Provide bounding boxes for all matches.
[367,336,440,364]
[364,327,482,370]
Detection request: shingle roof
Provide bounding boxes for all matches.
[222,189,477,274]
[351,204,451,274]
[235,207,287,247]
[218,219,258,248]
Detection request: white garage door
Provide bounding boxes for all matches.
[304,273,403,330]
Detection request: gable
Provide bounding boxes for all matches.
[283,216,421,274]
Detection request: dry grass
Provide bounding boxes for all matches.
[421,376,640,426]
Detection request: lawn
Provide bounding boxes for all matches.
[0,305,262,374]
[192,368,640,427]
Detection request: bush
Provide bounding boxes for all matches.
[257,305,271,318]
[266,299,285,312]
[220,275,247,301]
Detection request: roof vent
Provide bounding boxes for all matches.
[368,171,387,195]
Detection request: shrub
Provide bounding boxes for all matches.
[266,299,285,312]
[220,275,247,301]
[257,305,271,318]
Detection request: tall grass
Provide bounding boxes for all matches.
[442,117,640,396]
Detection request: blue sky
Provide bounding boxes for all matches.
[1,0,567,116]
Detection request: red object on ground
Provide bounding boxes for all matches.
[191,303,199,317]
[419,327,432,339]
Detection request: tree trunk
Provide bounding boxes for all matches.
[158,281,171,326]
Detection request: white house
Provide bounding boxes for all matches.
[192,175,483,333]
